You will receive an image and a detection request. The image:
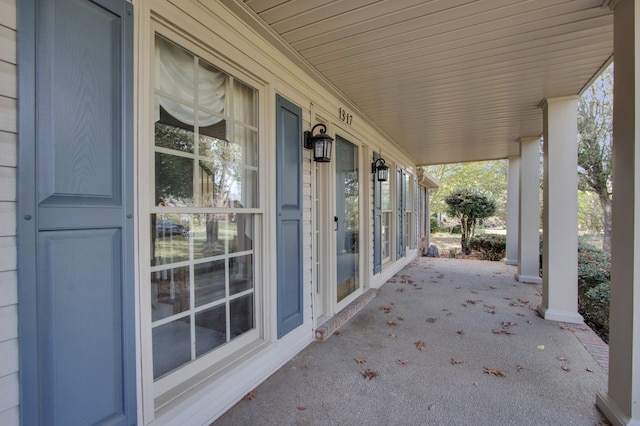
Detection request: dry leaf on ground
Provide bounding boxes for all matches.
[415,340,426,351]
[244,391,257,400]
[484,367,507,377]
[296,406,307,411]
[396,359,409,366]
[561,366,571,372]
[387,320,397,326]
[355,357,367,364]
[456,330,465,335]
[361,369,380,380]
[388,333,397,338]
[426,317,438,323]
[450,358,463,365]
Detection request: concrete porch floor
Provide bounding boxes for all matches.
[215,257,610,426]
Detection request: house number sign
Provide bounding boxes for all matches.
[338,107,353,125]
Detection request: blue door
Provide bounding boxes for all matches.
[17,1,136,424]
[275,95,304,338]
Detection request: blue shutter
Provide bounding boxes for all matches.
[373,152,382,274]
[17,1,136,424]
[276,95,304,338]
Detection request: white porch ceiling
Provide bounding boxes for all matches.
[238,0,613,165]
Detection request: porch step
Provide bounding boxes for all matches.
[314,288,378,341]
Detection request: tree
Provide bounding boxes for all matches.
[578,63,613,251]
[425,160,507,226]
[444,189,497,255]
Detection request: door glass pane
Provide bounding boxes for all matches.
[335,137,359,302]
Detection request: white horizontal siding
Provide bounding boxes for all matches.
[0,1,18,424]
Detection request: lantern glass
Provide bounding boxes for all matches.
[378,166,389,181]
[314,137,332,162]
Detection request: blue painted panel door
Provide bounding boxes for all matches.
[17,0,136,424]
[275,95,304,338]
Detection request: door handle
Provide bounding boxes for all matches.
[334,216,339,231]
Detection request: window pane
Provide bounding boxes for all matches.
[230,294,254,339]
[229,213,253,254]
[151,214,190,266]
[381,180,391,210]
[151,266,190,321]
[234,81,256,126]
[155,152,194,206]
[155,103,195,153]
[195,260,226,307]
[152,317,191,379]
[198,60,226,116]
[155,36,195,103]
[236,125,258,167]
[230,254,253,295]
[198,138,241,208]
[193,214,227,258]
[195,305,227,357]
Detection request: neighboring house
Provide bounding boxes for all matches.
[2,1,638,426]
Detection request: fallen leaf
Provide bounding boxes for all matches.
[244,391,257,400]
[484,367,507,377]
[415,340,426,351]
[561,366,571,372]
[456,330,465,335]
[558,356,567,362]
[489,286,497,290]
[441,309,449,312]
[466,299,477,305]
[355,357,367,364]
[333,331,341,336]
[492,329,513,335]
[450,358,464,365]
[388,333,397,338]
[461,303,468,307]
[486,309,496,315]
[586,368,594,372]
[387,321,397,326]
[397,316,405,321]
[559,324,574,332]
[485,305,496,310]
[296,406,307,411]
[396,359,409,366]
[379,306,392,314]
[537,345,545,350]
[426,317,438,323]
[472,381,478,386]
[361,369,380,380]
[516,365,525,372]
[502,321,517,327]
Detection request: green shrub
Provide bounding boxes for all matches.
[468,234,506,261]
[430,217,440,233]
[577,239,610,290]
[450,224,462,234]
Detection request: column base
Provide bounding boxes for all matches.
[596,391,640,426]
[514,273,542,284]
[537,305,584,324]
[504,258,518,266]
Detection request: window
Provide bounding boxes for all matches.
[381,178,392,262]
[150,35,259,380]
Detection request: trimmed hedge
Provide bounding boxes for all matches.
[468,234,506,261]
[576,239,610,342]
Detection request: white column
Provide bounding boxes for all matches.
[538,97,583,324]
[596,1,640,424]
[505,156,520,265]
[515,137,542,284]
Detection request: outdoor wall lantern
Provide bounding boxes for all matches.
[371,157,390,181]
[304,123,333,162]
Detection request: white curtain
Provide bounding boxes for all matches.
[155,36,225,127]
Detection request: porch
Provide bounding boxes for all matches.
[215,257,609,425]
